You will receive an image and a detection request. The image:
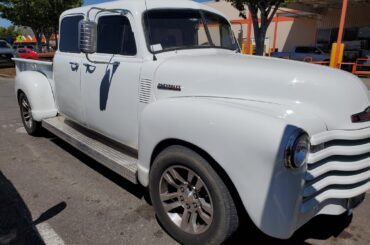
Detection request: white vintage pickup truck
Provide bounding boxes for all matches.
[13,0,370,244]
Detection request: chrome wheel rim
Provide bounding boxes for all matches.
[21,97,33,129]
[159,165,213,234]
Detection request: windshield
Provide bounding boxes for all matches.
[144,9,238,53]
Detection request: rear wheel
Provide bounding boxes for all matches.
[149,145,239,245]
[19,93,41,136]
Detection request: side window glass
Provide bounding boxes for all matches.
[60,15,84,53]
[203,12,237,50]
[97,15,137,56]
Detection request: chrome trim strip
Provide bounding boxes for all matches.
[308,143,370,163]
[301,181,370,213]
[303,170,370,197]
[310,127,370,146]
[306,158,370,180]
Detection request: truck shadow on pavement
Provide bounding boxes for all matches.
[0,171,67,245]
[226,210,352,244]
[48,137,353,244]
[50,138,149,202]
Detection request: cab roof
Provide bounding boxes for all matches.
[61,0,225,19]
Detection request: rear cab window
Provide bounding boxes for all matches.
[59,15,84,53]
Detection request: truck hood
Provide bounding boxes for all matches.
[153,53,370,130]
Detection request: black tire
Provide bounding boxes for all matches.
[149,145,239,245]
[18,93,42,136]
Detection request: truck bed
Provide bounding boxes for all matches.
[13,58,53,80]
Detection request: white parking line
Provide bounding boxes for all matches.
[15,127,27,134]
[36,223,65,245]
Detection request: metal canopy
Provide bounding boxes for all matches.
[287,0,370,12]
[276,8,317,18]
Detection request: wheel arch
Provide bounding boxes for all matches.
[150,138,248,218]
[15,71,57,121]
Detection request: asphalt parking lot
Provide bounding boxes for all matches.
[1,76,370,245]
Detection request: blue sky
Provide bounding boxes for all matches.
[0,0,210,27]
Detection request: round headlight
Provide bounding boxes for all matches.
[285,132,310,169]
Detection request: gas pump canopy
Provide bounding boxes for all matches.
[231,0,369,69]
[286,0,370,69]
[288,0,370,12]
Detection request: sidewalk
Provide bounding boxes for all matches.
[0,68,15,78]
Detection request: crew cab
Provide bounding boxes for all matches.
[272,46,330,62]
[13,0,370,244]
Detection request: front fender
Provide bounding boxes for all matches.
[15,71,57,121]
[138,97,326,239]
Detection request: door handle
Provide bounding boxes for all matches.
[69,62,79,71]
[83,63,96,68]
[83,63,97,73]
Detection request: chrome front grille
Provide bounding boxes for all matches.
[301,127,370,213]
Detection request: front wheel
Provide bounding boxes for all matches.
[149,145,239,245]
[18,93,41,136]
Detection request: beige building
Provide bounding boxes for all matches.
[205,1,317,53]
[204,0,370,58]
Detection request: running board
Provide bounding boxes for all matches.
[42,116,138,184]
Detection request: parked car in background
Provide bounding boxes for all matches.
[13,44,36,50]
[0,40,14,66]
[13,45,24,49]
[272,46,330,62]
[26,45,35,50]
[15,48,39,60]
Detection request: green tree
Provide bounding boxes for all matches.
[44,0,83,50]
[0,0,83,51]
[0,25,20,39]
[0,0,47,51]
[218,0,293,55]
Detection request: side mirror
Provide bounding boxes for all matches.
[79,20,97,54]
